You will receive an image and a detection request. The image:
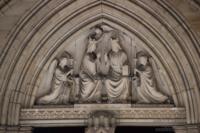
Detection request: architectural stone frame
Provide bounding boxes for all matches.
[0,0,200,133]
[19,105,186,127]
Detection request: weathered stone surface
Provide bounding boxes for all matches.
[0,0,199,131]
[19,106,186,127]
[187,125,200,133]
[0,126,6,133]
[173,126,187,133]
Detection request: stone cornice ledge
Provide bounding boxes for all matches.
[19,104,186,127]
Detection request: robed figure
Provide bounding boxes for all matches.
[134,51,169,103]
[104,33,130,103]
[36,53,74,104]
[79,27,103,103]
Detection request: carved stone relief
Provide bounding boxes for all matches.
[85,111,116,133]
[35,24,172,105]
[20,107,186,126]
[132,51,170,104]
[36,52,76,105]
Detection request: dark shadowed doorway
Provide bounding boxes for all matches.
[115,126,174,133]
[33,127,85,133]
[33,126,174,133]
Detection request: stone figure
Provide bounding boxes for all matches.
[104,33,130,103]
[95,29,111,76]
[35,25,173,105]
[36,53,74,104]
[79,27,103,103]
[134,51,169,104]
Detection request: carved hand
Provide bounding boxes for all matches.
[135,68,141,74]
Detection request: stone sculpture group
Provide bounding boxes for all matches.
[36,25,170,105]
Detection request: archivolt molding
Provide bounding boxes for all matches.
[0,0,199,126]
[0,0,10,10]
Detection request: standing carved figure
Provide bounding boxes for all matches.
[134,51,169,103]
[36,53,74,104]
[104,33,130,103]
[79,27,103,103]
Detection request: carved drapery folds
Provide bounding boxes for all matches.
[36,52,76,105]
[35,25,172,105]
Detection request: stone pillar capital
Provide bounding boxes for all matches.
[186,124,200,133]
[173,125,187,133]
[173,124,200,133]
[0,126,32,133]
[0,126,6,133]
[6,126,20,133]
[19,126,32,133]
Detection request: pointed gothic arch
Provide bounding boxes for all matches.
[0,0,199,132]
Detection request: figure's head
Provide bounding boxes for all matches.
[94,27,103,40]
[90,26,103,40]
[110,33,121,52]
[59,57,68,69]
[58,52,73,70]
[137,51,149,66]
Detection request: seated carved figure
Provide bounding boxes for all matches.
[104,33,130,103]
[35,25,173,105]
[134,51,169,104]
[36,53,74,105]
